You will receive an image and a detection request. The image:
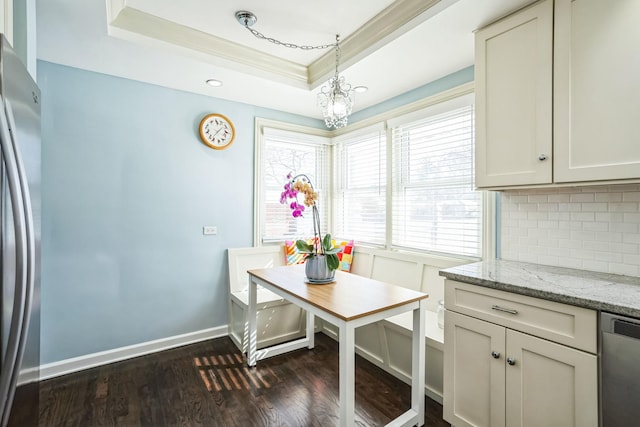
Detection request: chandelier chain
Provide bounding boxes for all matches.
[333,35,341,75]
[242,25,337,50]
[235,10,353,130]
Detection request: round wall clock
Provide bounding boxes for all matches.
[198,113,236,150]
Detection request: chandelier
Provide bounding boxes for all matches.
[235,11,355,129]
[317,35,352,129]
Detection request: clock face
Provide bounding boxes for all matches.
[199,113,236,150]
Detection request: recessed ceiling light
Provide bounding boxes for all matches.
[206,79,223,87]
[353,86,368,93]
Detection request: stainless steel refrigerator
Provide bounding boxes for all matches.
[0,34,40,427]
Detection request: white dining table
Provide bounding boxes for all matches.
[246,264,428,427]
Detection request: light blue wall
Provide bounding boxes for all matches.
[12,0,27,62]
[350,66,474,124]
[12,0,36,76]
[38,59,473,365]
[38,60,323,364]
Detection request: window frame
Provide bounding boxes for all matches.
[254,83,495,260]
[332,122,387,246]
[388,93,481,259]
[253,118,332,246]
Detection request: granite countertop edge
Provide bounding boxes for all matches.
[439,260,640,319]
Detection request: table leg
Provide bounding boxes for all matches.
[339,323,355,427]
[412,299,426,426]
[306,310,315,349]
[247,276,257,367]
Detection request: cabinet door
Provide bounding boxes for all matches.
[554,0,640,183]
[443,311,506,427]
[505,329,598,427]
[475,0,553,188]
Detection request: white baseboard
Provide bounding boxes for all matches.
[32,325,228,383]
[17,366,39,386]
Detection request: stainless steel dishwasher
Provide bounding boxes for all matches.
[601,312,640,427]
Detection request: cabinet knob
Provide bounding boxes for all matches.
[538,154,547,161]
[507,357,516,366]
[491,351,500,359]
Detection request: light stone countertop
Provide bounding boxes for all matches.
[439,260,640,319]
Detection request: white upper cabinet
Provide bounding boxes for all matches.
[475,0,640,189]
[475,0,553,188]
[554,0,640,183]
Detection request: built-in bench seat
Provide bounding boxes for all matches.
[320,246,459,402]
[227,246,309,353]
[385,310,444,352]
[382,310,444,401]
[227,244,467,403]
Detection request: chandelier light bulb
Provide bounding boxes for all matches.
[332,95,347,117]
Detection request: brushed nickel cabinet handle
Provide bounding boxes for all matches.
[491,351,500,359]
[538,154,547,161]
[491,305,518,315]
[507,357,516,366]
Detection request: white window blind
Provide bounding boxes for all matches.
[391,97,481,258]
[333,124,386,246]
[260,127,331,243]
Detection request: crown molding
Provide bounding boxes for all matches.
[106,0,459,90]
[107,4,309,88]
[308,0,458,87]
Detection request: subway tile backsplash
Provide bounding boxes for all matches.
[500,184,640,277]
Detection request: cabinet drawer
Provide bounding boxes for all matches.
[445,280,597,353]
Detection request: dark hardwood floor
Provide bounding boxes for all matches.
[13,333,450,427]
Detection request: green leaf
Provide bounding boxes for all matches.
[322,233,333,251]
[326,253,340,271]
[295,239,314,254]
[319,233,340,255]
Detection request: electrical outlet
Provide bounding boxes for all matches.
[203,226,217,235]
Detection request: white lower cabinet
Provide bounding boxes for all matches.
[444,310,506,427]
[504,327,597,427]
[443,281,598,427]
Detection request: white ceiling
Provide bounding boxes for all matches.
[36,0,532,121]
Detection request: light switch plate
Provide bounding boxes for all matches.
[203,226,217,235]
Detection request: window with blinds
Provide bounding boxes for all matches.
[260,127,331,243]
[333,125,386,246]
[390,95,481,258]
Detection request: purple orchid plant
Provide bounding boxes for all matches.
[280,173,340,271]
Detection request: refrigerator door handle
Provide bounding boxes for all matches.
[0,95,29,427]
[5,99,35,349]
[1,99,35,427]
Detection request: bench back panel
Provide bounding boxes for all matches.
[228,246,286,293]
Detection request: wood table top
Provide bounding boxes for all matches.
[247,264,428,321]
